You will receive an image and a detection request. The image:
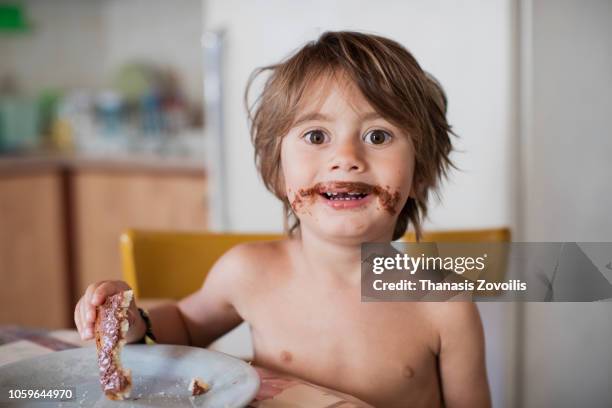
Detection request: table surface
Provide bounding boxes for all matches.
[0,325,369,408]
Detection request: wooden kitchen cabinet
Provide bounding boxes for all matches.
[0,168,70,329]
[72,168,208,297]
[0,156,207,329]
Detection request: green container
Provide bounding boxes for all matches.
[0,97,41,152]
[0,5,29,32]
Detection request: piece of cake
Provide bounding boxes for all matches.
[188,377,210,396]
[95,290,133,400]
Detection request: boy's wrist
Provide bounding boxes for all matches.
[126,308,147,344]
[134,307,157,344]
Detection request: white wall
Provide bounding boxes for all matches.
[524,0,612,242]
[520,0,612,407]
[0,0,203,103]
[0,0,107,93]
[203,2,518,407]
[203,0,517,234]
[103,0,204,103]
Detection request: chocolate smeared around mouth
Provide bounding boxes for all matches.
[372,186,401,214]
[290,181,401,214]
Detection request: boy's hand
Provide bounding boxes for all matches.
[74,280,146,344]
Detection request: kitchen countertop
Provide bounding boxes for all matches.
[0,152,206,176]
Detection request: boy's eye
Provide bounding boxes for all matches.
[303,130,328,145]
[363,129,392,145]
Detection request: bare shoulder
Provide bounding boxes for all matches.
[418,302,484,352]
[206,238,293,288]
[221,238,291,268]
[238,238,291,258]
[423,302,481,325]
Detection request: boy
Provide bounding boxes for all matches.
[75,31,491,407]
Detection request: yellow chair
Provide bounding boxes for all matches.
[120,230,282,300]
[403,227,511,243]
[120,227,511,300]
[404,227,511,286]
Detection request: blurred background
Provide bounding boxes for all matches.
[1,0,611,407]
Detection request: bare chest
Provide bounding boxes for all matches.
[241,283,441,407]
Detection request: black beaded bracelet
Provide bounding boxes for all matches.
[136,307,157,344]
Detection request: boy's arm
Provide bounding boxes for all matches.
[147,244,252,347]
[437,303,491,408]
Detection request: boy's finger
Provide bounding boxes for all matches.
[88,281,112,305]
[76,300,92,340]
[83,325,93,340]
[74,299,82,332]
[79,283,104,340]
[91,281,126,306]
[84,282,101,306]
[84,302,96,325]
[82,312,94,339]
[79,299,92,336]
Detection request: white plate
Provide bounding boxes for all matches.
[0,344,260,407]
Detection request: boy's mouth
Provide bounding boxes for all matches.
[320,191,369,201]
[291,181,400,213]
[314,181,373,202]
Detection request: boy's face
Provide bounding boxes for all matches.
[280,74,416,243]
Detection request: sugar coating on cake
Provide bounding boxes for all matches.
[95,290,133,400]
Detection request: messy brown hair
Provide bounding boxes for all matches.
[245,31,454,240]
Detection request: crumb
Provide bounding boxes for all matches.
[188,377,210,396]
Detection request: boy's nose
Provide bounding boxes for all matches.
[330,140,366,172]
